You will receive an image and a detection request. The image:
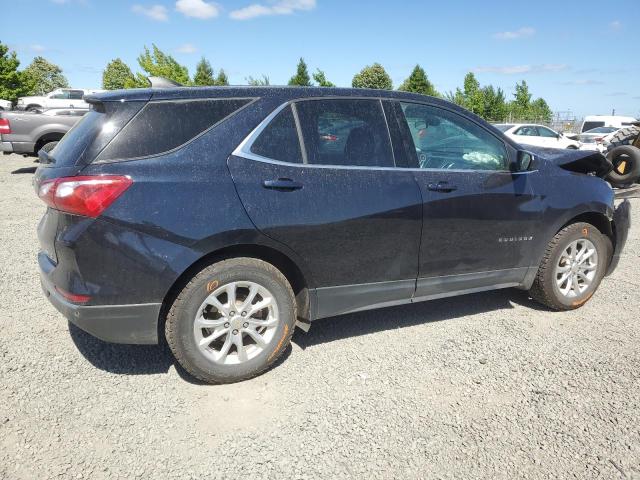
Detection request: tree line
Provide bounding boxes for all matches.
[1,41,551,123]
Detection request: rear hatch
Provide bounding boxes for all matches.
[34,93,150,263]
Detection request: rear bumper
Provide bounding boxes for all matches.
[1,141,35,154]
[607,199,631,275]
[39,253,161,344]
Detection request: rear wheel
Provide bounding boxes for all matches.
[165,258,296,384]
[26,104,42,112]
[529,222,611,311]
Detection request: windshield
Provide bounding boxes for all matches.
[493,124,514,132]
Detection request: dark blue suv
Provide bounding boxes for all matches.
[35,85,631,383]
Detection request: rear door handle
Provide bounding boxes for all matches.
[427,181,457,193]
[262,178,303,191]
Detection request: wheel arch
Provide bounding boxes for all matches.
[158,243,313,343]
[34,132,65,153]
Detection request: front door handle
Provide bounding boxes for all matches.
[427,181,457,193]
[263,178,303,191]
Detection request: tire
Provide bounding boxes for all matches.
[605,126,640,153]
[40,141,58,154]
[605,145,640,187]
[529,222,612,311]
[165,258,296,384]
[566,145,578,150]
[26,105,42,112]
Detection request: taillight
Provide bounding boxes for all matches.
[38,175,132,218]
[0,118,11,134]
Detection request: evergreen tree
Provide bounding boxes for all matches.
[192,57,215,86]
[215,69,229,86]
[398,65,438,97]
[246,75,270,86]
[288,58,311,86]
[125,44,190,88]
[482,85,507,121]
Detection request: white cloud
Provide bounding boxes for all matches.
[176,43,197,53]
[230,0,316,20]
[609,20,622,30]
[175,0,220,19]
[473,64,568,75]
[605,92,627,97]
[492,27,536,40]
[29,44,47,53]
[561,79,604,86]
[132,4,169,21]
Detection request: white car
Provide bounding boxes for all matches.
[580,115,636,133]
[0,99,12,111]
[16,88,102,112]
[575,126,620,152]
[494,123,580,149]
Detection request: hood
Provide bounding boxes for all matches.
[525,146,613,178]
[17,95,43,103]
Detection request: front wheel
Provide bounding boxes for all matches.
[529,222,611,311]
[165,258,296,384]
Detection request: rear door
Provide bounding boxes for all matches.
[392,102,541,297]
[228,98,423,318]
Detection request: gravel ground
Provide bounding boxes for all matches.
[1,152,639,479]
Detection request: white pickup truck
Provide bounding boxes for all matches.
[16,88,103,111]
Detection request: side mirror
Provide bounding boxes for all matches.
[514,151,534,172]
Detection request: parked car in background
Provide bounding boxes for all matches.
[576,126,620,151]
[580,115,637,133]
[0,99,12,111]
[0,108,88,155]
[34,85,630,384]
[16,88,102,112]
[494,123,580,149]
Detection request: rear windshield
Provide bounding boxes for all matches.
[582,121,605,132]
[96,98,252,162]
[49,102,144,167]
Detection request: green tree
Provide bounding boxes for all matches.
[125,44,190,88]
[508,80,532,119]
[246,75,270,86]
[23,56,68,95]
[288,58,311,86]
[312,69,335,87]
[0,42,32,102]
[192,57,215,86]
[102,58,134,90]
[352,63,393,90]
[482,85,507,121]
[530,97,553,123]
[398,65,438,97]
[215,69,229,86]
[461,72,485,115]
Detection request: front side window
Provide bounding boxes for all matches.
[295,99,394,167]
[69,90,85,100]
[399,102,508,171]
[537,126,557,138]
[250,105,302,164]
[515,126,538,136]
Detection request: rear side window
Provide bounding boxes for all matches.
[295,99,394,168]
[582,121,605,132]
[250,105,302,164]
[98,98,252,161]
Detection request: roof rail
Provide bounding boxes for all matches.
[148,76,183,88]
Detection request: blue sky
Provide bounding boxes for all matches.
[2,0,639,117]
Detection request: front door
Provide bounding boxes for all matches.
[228,99,423,318]
[393,102,541,298]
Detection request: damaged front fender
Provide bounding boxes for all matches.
[525,146,613,178]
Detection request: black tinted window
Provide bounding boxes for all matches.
[582,121,605,132]
[295,99,394,167]
[69,90,85,100]
[98,99,251,161]
[250,105,302,163]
